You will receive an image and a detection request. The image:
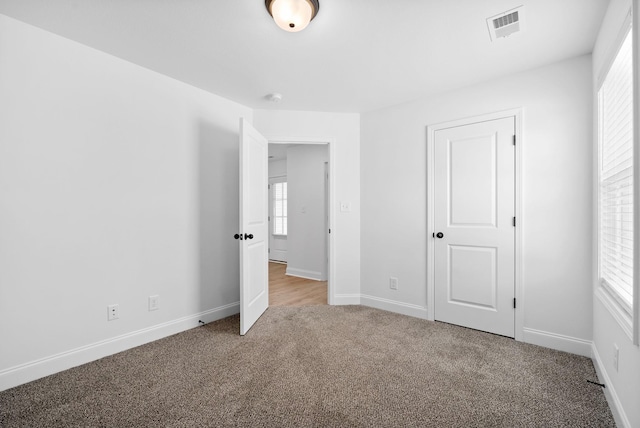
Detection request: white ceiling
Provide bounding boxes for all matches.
[0,0,609,113]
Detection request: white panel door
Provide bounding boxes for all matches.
[239,118,269,335]
[434,117,515,337]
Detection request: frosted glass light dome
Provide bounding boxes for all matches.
[266,0,319,32]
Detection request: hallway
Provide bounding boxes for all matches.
[268,262,327,306]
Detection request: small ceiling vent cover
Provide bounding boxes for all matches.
[487,6,524,41]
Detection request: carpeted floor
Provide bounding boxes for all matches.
[0,306,614,427]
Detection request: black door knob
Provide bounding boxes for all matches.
[234,234,241,240]
[244,233,254,240]
[436,232,444,239]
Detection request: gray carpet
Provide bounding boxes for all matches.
[0,306,614,427]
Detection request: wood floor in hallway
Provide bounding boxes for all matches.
[269,262,327,306]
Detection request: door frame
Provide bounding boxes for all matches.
[267,137,336,305]
[426,108,524,341]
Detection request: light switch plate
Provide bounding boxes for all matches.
[149,295,159,311]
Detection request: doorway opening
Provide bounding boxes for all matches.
[269,261,327,306]
[267,142,330,306]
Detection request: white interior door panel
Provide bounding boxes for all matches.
[434,117,516,338]
[239,118,269,335]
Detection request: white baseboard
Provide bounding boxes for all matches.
[286,267,325,281]
[0,302,239,392]
[332,294,361,305]
[522,327,592,357]
[592,343,631,428]
[360,294,429,320]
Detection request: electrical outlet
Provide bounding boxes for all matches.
[107,304,119,321]
[613,344,619,371]
[389,277,398,290]
[149,295,159,311]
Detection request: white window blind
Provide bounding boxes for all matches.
[273,182,287,235]
[598,30,634,312]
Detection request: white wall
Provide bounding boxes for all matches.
[361,55,594,353]
[268,159,287,178]
[253,110,361,303]
[286,145,328,280]
[0,15,251,390]
[591,1,640,427]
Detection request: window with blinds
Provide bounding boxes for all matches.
[598,30,634,312]
[273,182,287,235]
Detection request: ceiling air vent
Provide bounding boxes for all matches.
[487,6,524,41]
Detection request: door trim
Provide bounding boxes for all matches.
[426,108,524,341]
[266,136,336,305]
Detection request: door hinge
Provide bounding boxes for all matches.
[329,228,331,234]
[268,184,271,189]
[513,217,516,227]
[268,216,270,221]
[513,298,516,309]
[513,135,516,145]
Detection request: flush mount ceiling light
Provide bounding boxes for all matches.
[265,0,320,32]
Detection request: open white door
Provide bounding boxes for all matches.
[238,118,269,335]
